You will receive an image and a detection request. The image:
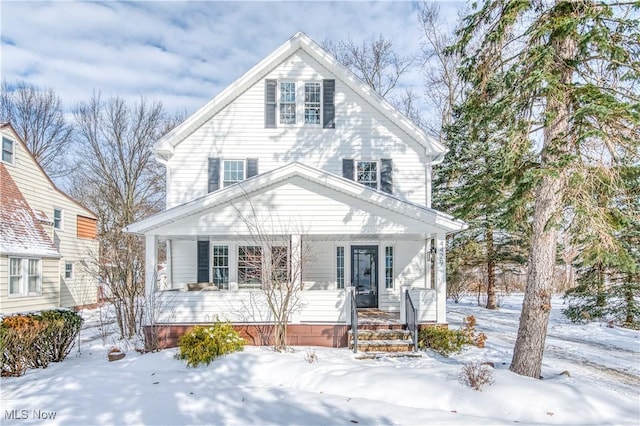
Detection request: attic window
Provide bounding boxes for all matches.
[265,79,335,128]
[2,137,14,164]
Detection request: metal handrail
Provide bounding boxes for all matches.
[351,287,358,353]
[405,289,418,352]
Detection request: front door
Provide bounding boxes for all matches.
[351,246,378,308]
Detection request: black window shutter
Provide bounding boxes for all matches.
[265,79,277,128]
[380,158,393,194]
[246,158,258,178]
[197,241,210,283]
[342,159,354,180]
[208,158,220,193]
[323,79,335,129]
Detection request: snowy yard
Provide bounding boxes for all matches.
[1,295,639,425]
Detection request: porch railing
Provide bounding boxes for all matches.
[405,289,418,352]
[350,287,358,353]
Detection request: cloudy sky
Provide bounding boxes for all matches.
[1,1,465,116]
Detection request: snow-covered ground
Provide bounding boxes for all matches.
[1,295,639,425]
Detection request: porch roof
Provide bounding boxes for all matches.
[125,163,467,237]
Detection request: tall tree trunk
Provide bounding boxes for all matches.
[511,2,578,378]
[486,227,497,309]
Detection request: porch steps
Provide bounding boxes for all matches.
[354,351,423,360]
[348,329,415,353]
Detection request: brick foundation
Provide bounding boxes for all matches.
[145,323,350,350]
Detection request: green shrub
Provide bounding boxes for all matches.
[38,310,84,362]
[0,310,83,376]
[418,326,472,357]
[1,315,47,376]
[175,322,245,367]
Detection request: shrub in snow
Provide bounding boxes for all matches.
[418,327,471,356]
[0,310,83,376]
[37,310,84,362]
[461,315,488,348]
[175,322,245,367]
[458,361,494,391]
[304,349,318,364]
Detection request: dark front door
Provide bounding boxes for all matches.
[352,246,378,308]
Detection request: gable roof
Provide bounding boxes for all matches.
[0,123,97,220]
[153,32,446,162]
[125,162,466,235]
[0,162,60,257]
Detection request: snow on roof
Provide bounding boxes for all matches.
[0,163,60,257]
[33,209,54,225]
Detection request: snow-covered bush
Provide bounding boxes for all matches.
[175,322,245,367]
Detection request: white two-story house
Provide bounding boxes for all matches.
[126,32,465,348]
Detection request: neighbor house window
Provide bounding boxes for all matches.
[279,82,296,124]
[336,246,345,289]
[238,246,262,289]
[304,82,321,124]
[385,246,393,289]
[223,160,245,187]
[212,245,229,290]
[65,261,74,279]
[54,208,63,229]
[8,258,41,296]
[2,136,14,164]
[357,161,378,189]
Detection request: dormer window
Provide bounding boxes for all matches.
[265,79,335,129]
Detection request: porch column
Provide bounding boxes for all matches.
[145,234,158,297]
[435,234,447,323]
[400,284,410,323]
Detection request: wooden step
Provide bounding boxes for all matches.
[354,351,423,360]
[349,339,415,352]
[348,329,412,341]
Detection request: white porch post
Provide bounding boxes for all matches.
[400,284,410,323]
[145,234,158,297]
[435,234,447,323]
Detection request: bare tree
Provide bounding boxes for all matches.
[0,80,74,179]
[323,35,414,99]
[234,199,313,352]
[71,93,178,339]
[417,2,466,140]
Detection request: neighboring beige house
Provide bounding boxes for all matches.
[126,33,466,348]
[0,123,99,314]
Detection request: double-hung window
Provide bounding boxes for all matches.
[223,160,245,187]
[280,82,296,124]
[8,258,41,296]
[212,245,229,289]
[357,161,378,189]
[271,246,289,285]
[304,82,321,124]
[65,261,74,279]
[2,136,14,164]
[54,208,63,229]
[238,246,262,289]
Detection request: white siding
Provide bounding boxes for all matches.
[1,127,99,310]
[170,240,197,288]
[154,179,440,237]
[0,256,60,314]
[166,50,428,208]
[409,288,438,322]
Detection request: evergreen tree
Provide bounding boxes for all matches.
[451,0,639,378]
